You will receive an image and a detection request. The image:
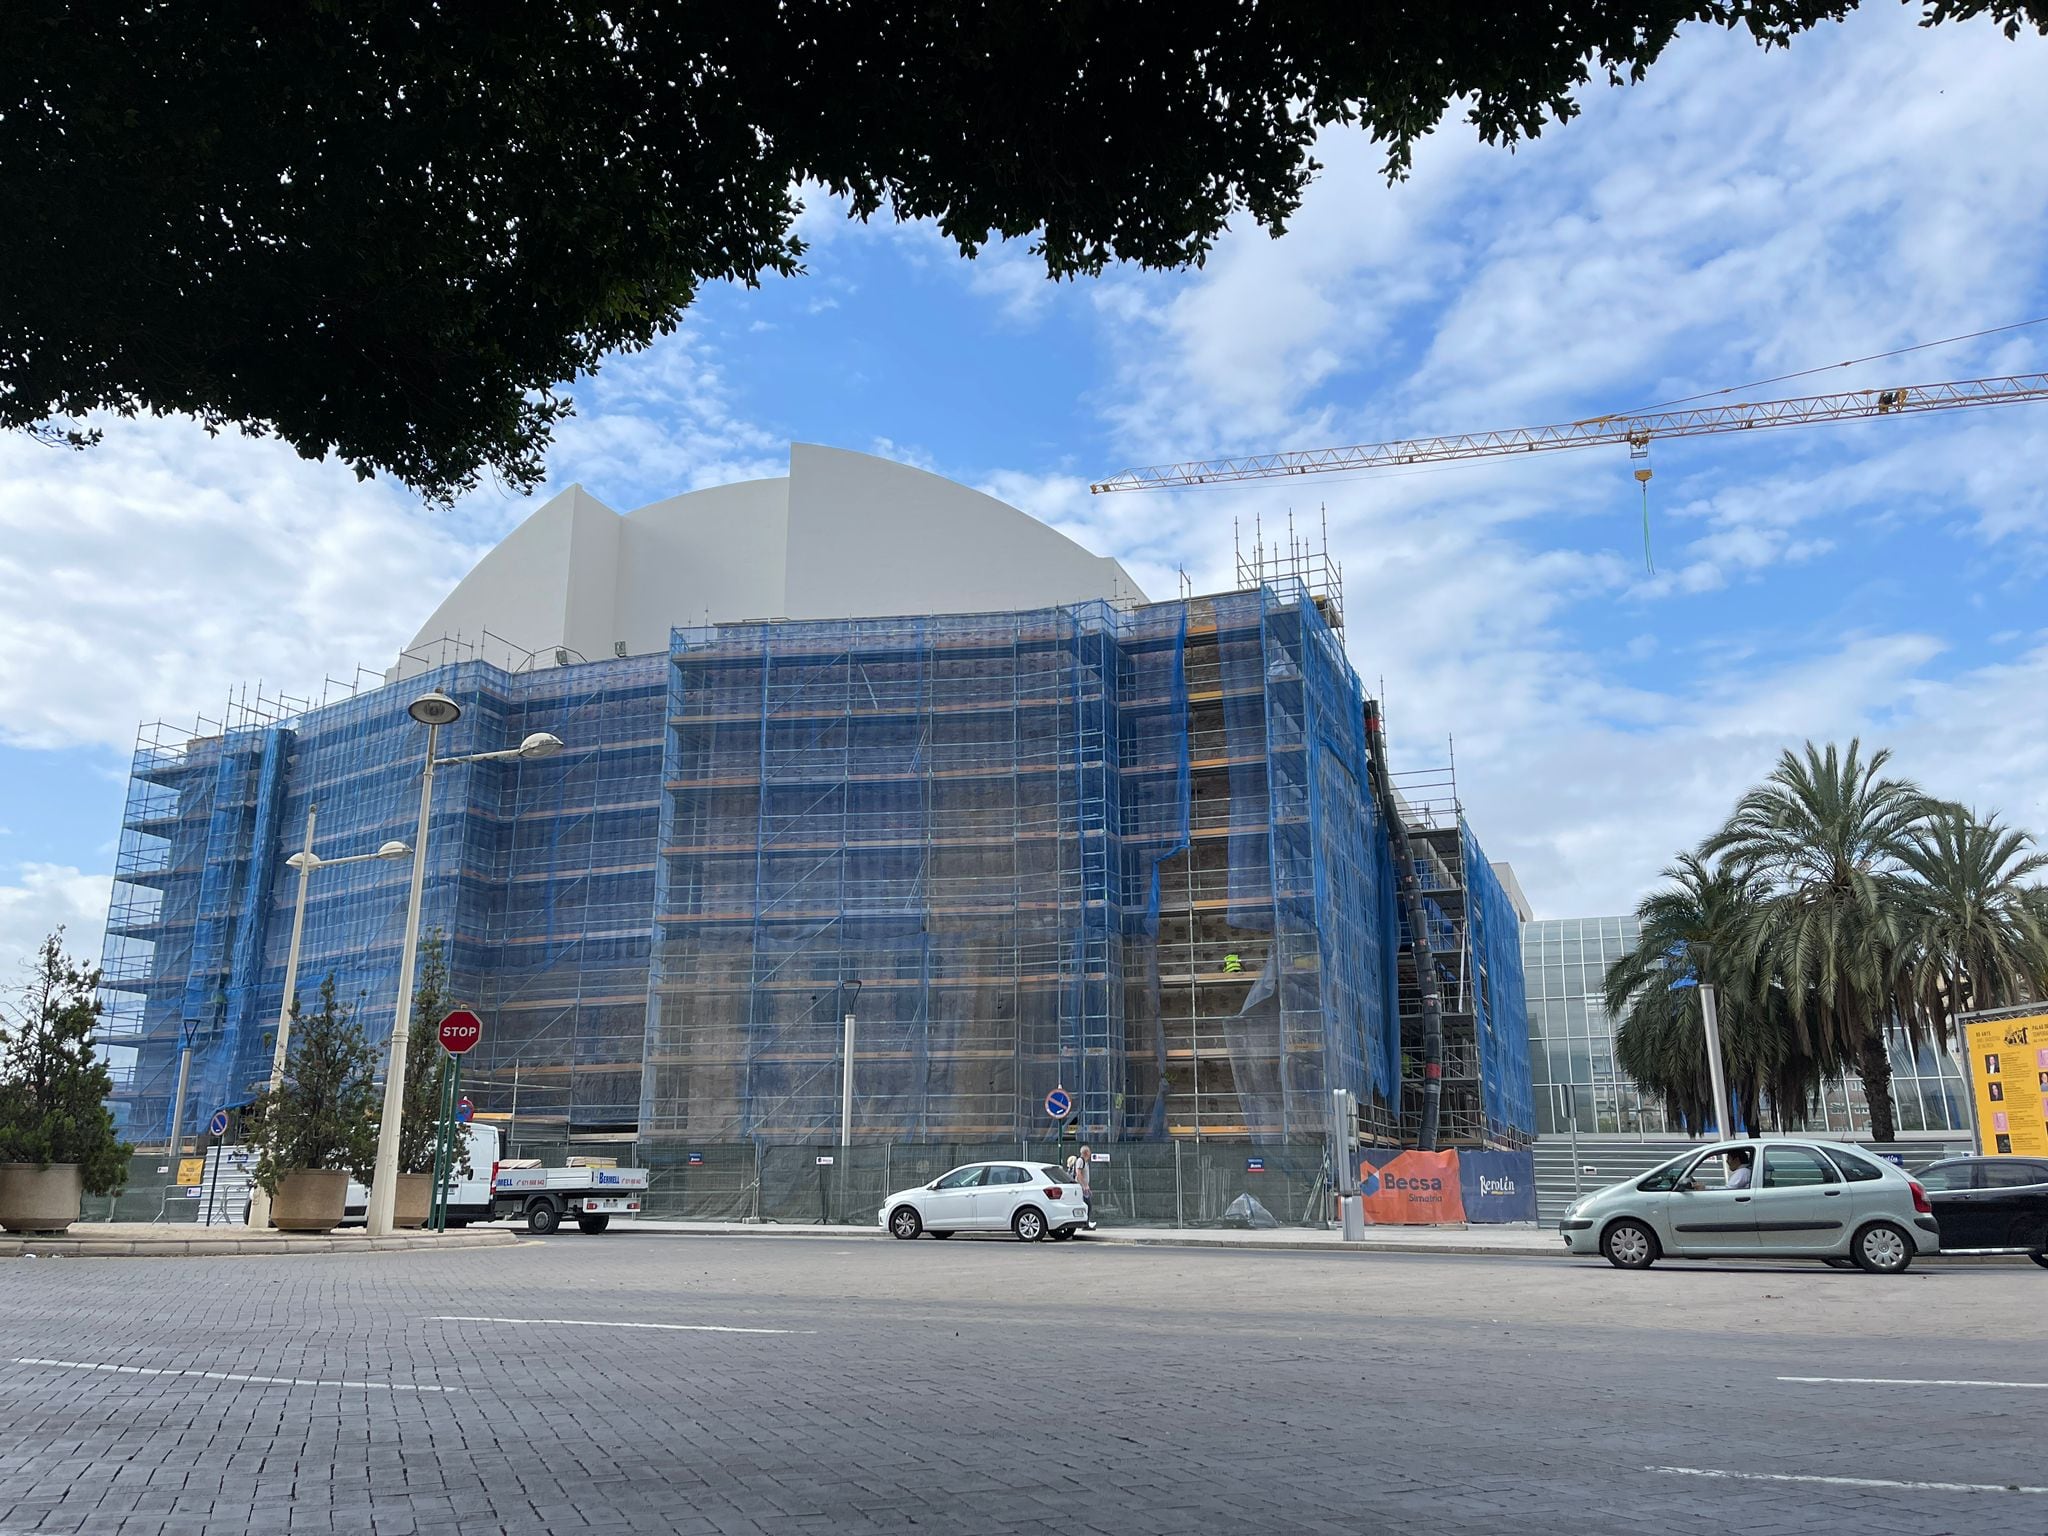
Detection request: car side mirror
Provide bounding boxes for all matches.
[927,1181,941,1191]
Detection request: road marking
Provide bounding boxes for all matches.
[432,1314,801,1335]
[1780,1375,2048,1390]
[11,1358,454,1393]
[1649,1466,2048,1495]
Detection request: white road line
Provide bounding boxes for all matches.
[11,1358,454,1393]
[1779,1374,2048,1390]
[432,1314,801,1335]
[1649,1466,2048,1495]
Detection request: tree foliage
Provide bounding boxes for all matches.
[0,931,132,1194]
[6,2,2043,501]
[399,930,470,1179]
[1614,741,2048,1140]
[245,975,379,1194]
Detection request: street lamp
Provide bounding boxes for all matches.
[247,804,410,1229]
[837,979,861,1226]
[363,691,565,1235]
[838,978,863,1167]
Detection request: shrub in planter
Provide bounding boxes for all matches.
[394,932,472,1226]
[0,933,132,1232]
[245,976,377,1231]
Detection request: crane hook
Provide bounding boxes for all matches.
[1629,434,1654,574]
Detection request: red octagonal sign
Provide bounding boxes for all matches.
[438,1009,484,1056]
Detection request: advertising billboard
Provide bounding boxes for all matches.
[1965,1013,2048,1157]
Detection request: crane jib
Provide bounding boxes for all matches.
[1087,372,2048,492]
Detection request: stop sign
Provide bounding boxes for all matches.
[438,1009,483,1055]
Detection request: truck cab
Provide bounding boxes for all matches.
[342,1122,502,1227]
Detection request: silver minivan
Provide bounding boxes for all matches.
[1558,1138,1940,1273]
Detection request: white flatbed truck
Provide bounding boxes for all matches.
[492,1160,647,1233]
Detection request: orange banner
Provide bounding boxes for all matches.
[1358,1150,1467,1224]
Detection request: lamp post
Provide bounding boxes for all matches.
[364,691,563,1236]
[837,979,860,1226]
[247,803,410,1229]
[838,979,863,1165]
[1699,981,1733,1142]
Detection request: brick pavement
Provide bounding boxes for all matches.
[0,1237,2040,1534]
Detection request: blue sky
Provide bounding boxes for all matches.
[3,10,2047,978]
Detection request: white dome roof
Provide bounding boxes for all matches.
[391,444,1147,679]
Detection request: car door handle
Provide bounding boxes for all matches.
[1822,1189,1842,1197]
[1734,1195,1751,1202]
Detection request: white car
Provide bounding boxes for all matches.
[881,1161,1091,1242]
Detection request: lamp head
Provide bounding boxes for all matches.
[408,691,462,726]
[285,851,320,872]
[375,840,412,860]
[516,731,564,760]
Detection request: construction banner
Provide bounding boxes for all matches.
[1966,1014,2048,1157]
[1456,1149,1538,1223]
[1358,1149,1467,1224]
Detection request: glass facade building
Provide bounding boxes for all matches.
[1524,915,1971,1138]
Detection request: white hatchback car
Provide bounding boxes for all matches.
[880,1161,1090,1242]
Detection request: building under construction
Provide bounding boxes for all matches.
[98,447,1530,1221]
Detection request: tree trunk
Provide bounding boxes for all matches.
[1856,1025,1897,1143]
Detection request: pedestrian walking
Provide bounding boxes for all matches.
[1074,1144,1095,1228]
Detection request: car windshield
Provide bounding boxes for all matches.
[1637,1153,1697,1192]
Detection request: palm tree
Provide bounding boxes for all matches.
[1702,740,1935,1143]
[1605,853,1834,1133]
[1899,805,2048,1040]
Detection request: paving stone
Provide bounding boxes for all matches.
[2,1238,2040,1533]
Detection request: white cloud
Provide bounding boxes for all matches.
[0,324,786,756]
[985,9,2048,918]
[0,422,476,753]
[0,863,110,997]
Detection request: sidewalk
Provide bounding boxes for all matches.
[617,1217,1564,1258]
[2,1222,519,1259]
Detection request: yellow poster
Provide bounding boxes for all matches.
[175,1157,205,1187]
[1965,1014,2048,1158]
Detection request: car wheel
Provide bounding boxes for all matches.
[1601,1219,1658,1270]
[1051,1228,1074,1241]
[888,1205,923,1240]
[2027,1250,2047,1271]
[930,1230,954,1239]
[526,1199,559,1234]
[1852,1220,1913,1274]
[1012,1206,1047,1242]
[576,1213,610,1234]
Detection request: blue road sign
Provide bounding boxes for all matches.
[455,1096,474,1124]
[687,1152,704,1167]
[207,1109,230,1138]
[1045,1087,1072,1119]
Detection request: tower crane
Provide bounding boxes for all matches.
[1088,372,2048,493]
[1091,367,2048,1149]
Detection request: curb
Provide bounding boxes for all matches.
[2,1228,519,1259]
[609,1223,1560,1259]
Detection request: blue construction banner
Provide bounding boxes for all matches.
[1455,1149,1537,1223]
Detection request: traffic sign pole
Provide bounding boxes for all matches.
[427,1010,483,1232]
[428,1056,452,1231]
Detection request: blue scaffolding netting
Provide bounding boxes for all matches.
[97,587,1531,1185]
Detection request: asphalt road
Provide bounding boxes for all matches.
[1,1233,2041,1535]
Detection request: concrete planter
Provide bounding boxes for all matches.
[0,1162,83,1234]
[270,1169,348,1233]
[394,1172,431,1229]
